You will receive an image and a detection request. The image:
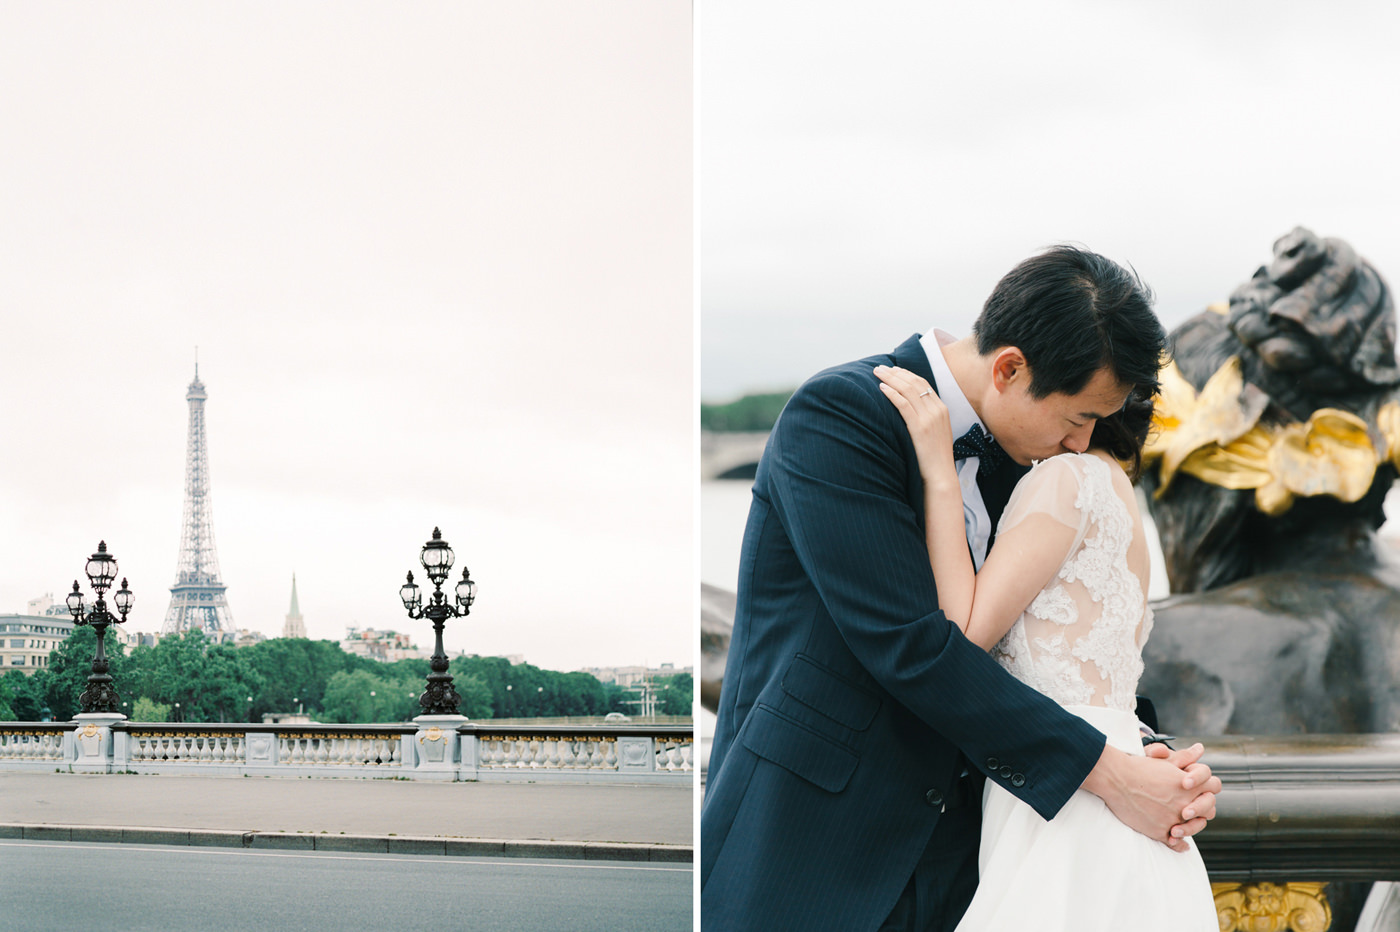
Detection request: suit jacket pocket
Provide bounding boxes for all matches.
[780,653,880,731]
[741,703,859,793]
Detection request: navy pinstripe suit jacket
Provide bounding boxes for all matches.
[701,334,1107,931]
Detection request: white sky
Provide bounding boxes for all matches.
[0,3,693,672]
[701,0,1400,399]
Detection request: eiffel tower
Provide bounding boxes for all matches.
[162,363,235,636]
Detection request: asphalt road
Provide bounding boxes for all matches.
[0,840,693,932]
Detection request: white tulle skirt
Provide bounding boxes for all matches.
[953,705,1218,932]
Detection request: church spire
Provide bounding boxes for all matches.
[283,573,306,639]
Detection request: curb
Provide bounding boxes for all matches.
[0,823,692,863]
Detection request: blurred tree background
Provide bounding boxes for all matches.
[0,631,692,724]
[700,391,792,432]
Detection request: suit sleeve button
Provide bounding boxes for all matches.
[1010,773,1026,788]
[986,757,999,770]
[925,788,944,808]
[999,766,1013,779]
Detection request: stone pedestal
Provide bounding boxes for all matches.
[67,713,126,773]
[411,715,468,781]
[617,736,654,774]
[245,731,280,768]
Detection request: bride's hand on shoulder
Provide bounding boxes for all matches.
[873,365,957,485]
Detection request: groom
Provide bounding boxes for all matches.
[702,246,1220,931]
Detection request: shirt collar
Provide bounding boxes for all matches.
[919,329,985,443]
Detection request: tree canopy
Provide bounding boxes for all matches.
[0,633,689,724]
[700,391,793,432]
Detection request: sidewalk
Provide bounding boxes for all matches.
[0,771,692,862]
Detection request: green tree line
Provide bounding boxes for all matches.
[0,629,692,724]
[700,391,793,432]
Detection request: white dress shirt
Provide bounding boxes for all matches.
[919,330,992,569]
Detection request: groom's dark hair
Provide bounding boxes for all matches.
[973,245,1165,400]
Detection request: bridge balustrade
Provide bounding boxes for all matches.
[0,720,693,784]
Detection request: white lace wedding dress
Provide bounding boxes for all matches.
[952,452,1217,931]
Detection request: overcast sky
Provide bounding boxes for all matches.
[0,4,692,672]
[701,0,1400,400]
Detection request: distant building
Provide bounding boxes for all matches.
[582,663,691,717]
[217,629,266,649]
[2,595,140,675]
[341,626,421,663]
[0,612,72,674]
[26,594,69,618]
[584,662,691,688]
[261,711,314,725]
[283,574,306,639]
[451,652,525,666]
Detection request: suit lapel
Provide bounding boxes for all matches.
[888,332,1028,546]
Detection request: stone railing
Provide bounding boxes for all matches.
[114,724,412,777]
[1191,733,1400,881]
[1186,733,1400,932]
[1,716,693,784]
[0,724,69,766]
[473,725,694,782]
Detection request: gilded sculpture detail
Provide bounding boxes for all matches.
[1213,882,1333,932]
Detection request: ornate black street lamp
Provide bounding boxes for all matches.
[65,541,134,715]
[399,528,476,716]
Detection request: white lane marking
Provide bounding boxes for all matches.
[0,840,691,872]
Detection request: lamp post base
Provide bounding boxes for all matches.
[411,714,470,781]
[68,712,127,773]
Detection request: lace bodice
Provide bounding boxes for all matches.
[989,453,1153,713]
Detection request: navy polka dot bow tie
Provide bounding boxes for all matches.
[952,423,1009,477]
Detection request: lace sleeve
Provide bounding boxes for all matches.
[998,454,1091,538]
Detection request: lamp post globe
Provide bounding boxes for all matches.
[84,541,118,593]
[401,528,476,716]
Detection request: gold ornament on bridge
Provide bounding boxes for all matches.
[1144,357,1382,515]
[1212,882,1331,932]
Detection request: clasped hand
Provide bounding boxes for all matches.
[1088,742,1221,852]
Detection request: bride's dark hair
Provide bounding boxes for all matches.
[1091,383,1158,479]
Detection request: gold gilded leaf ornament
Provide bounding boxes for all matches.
[1174,425,1274,491]
[1145,358,1270,493]
[1255,409,1378,515]
[1146,357,1381,515]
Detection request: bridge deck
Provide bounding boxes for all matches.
[0,771,691,859]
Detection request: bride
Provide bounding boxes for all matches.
[876,364,1217,931]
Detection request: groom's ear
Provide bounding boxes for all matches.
[989,347,1028,392]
